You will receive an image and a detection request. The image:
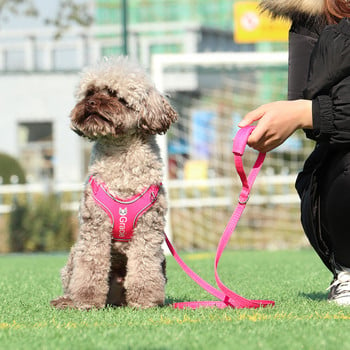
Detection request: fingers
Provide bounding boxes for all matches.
[238,107,265,128]
[238,106,267,152]
[238,102,289,152]
[246,126,267,152]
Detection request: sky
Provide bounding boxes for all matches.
[1,0,89,30]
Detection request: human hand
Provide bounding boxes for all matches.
[238,100,313,153]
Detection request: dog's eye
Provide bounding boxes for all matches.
[107,88,117,97]
[118,96,129,107]
[86,89,95,97]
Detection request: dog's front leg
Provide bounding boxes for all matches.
[124,225,166,308]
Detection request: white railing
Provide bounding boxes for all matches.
[0,182,83,214]
[0,174,298,214]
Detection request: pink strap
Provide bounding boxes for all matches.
[166,126,275,309]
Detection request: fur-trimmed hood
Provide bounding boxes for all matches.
[260,0,325,19]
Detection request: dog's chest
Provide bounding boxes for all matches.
[88,142,162,197]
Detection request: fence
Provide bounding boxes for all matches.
[0,52,317,252]
[0,172,307,253]
[153,52,315,250]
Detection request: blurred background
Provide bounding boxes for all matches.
[0,0,315,253]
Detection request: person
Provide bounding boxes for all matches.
[239,0,350,305]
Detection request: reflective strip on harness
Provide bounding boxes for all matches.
[89,175,161,242]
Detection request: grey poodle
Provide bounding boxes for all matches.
[51,57,178,310]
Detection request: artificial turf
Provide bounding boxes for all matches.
[1,249,350,349]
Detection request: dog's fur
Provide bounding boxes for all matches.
[50,57,177,310]
[260,0,325,19]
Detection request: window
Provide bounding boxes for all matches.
[18,122,54,182]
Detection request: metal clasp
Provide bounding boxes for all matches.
[238,195,249,204]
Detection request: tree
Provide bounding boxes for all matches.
[0,0,93,38]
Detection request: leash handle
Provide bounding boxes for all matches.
[167,126,275,309]
[233,126,266,204]
[233,125,255,156]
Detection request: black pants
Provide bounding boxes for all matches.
[319,150,350,269]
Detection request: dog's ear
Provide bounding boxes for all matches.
[138,89,178,134]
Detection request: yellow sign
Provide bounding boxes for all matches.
[184,160,208,180]
[234,2,291,43]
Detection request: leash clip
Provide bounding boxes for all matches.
[238,195,249,205]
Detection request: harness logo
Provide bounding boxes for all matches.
[119,208,128,237]
[119,208,127,216]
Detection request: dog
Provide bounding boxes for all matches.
[50,57,178,309]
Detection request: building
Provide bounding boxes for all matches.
[0,0,255,184]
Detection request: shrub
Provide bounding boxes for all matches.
[0,153,26,184]
[9,194,76,252]
[8,198,28,252]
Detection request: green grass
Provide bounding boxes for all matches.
[1,250,350,349]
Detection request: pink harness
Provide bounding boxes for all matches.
[89,176,161,242]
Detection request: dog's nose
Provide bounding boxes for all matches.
[88,99,97,107]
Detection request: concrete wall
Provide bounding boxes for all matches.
[0,73,84,183]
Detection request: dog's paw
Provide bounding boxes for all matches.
[126,290,165,309]
[50,295,104,310]
[71,287,106,310]
[50,296,76,309]
[126,281,166,308]
[128,300,164,309]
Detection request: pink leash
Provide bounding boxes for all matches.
[165,126,275,309]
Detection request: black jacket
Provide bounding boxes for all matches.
[303,18,350,145]
[262,0,350,146]
[292,17,350,272]
[261,1,350,272]
[289,17,350,145]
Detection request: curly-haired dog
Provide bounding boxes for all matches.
[51,57,177,309]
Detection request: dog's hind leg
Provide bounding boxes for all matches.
[51,230,111,310]
[60,245,75,294]
[51,244,77,309]
[68,222,111,309]
[50,246,75,309]
[52,195,112,310]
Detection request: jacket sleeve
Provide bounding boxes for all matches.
[304,18,350,143]
[310,77,350,143]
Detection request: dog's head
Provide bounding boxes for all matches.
[70,57,178,140]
